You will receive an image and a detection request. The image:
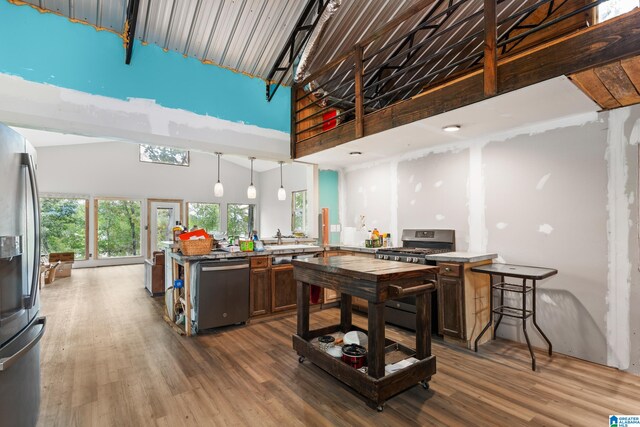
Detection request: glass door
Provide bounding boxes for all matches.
[147,200,182,257]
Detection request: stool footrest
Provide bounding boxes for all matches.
[493,305,533,319]
[492,282,532,293]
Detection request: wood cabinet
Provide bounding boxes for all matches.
[250,257,271,317]
[436,260,492,348]
[271,264,297,312]
[437,263,465,339]
[250,268,271,316]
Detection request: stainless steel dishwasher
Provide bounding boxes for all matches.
[197,258,250,330]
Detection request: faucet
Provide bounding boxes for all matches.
[276,229,282,245]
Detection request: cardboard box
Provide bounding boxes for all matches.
[49,252,74,278]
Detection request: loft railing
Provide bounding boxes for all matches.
[291,0,608,155]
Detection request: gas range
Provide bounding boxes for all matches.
[376,229,455,332]
[376,229,455,265]
[376,247,452,264]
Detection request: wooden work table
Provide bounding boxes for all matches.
[292,256,438,411]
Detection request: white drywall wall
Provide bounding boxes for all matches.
[36,141,264,266]
[258,162,312,238]
[340,105,640,374]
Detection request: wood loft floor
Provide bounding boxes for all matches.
[39,265,640,426]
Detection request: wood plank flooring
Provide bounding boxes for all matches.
[38,265,640,426]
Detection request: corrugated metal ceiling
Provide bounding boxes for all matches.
[18,0,426,82]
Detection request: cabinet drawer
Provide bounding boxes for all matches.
[251,257,270,269]
[439,263,461,277]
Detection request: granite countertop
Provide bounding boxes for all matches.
[169,245,324,262]
[425,252,498,263]
[333,245,379,254]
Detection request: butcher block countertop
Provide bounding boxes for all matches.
[293,255,438,283]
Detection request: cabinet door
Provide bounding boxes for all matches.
[438,276,465,339]
[271,265,297,312]
[250,268,270,317]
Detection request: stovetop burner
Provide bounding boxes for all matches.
[378,247,451,256]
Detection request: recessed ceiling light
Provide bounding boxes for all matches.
[442,125,461,132]
[349,151,362,156]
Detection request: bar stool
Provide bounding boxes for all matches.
[471,263,557,371]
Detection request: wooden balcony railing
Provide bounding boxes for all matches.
[291,0,639,159]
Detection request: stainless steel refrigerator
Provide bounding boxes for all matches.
[0,124,46,427]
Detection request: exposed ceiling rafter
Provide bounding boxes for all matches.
[124,0,141,65]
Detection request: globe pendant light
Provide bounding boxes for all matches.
[277,161,286,201]
[214,152,224,197]
[247,157,257,199]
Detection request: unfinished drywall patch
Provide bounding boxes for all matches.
[468,144,487,252]
[397,150,470,249]
[484,119,609,364]
[344,166,392,233]
[606,108,632,370]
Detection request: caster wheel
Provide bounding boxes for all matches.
[298,356,305,363]
[376,405,384,412]
[421,381,430,390]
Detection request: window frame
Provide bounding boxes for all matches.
[226,203,256,239]
[39,195,90,261]
[94,197,144,259]
[139,143,190,167]
[186,201,222,233]
[291,190,308,234]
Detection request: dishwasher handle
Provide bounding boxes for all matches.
[201,264,249,272]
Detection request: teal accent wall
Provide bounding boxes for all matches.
[0,1,289,133]
[319,169,340,244]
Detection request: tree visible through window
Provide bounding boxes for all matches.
[187,203,221,233]
[96,199,142,258]
[227,204,255,238]
[40,197,88,260]
[292,190,307,233]
[139,144,189,166]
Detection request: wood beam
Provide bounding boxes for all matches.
[483,0,497,96]
[354,45,364,139]
[294,8,640,159]
[124,0,141,65]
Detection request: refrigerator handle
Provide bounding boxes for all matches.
[21,153,41,309]
[0,317,46,371]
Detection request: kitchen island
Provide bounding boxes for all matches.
[292,256,438,411]
[167,246,324,336]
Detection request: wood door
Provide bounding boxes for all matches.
[438,275,465,339]
[271,264,297,312]
[250,268,270,317]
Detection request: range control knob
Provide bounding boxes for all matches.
[383,255,389,260]
[406,257,413,263]
[394,256,400,261]
[413,258,420,263]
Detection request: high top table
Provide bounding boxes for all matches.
[292,256,438,411]
[471,263,558,371]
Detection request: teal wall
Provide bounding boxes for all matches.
[0,1,289,133]
[319,170,340,244]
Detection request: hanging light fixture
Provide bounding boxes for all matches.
[277,161,286,201]
[214,152,224,197]
[247,157,257,199]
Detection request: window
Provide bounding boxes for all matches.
[40,197,88,260]
[291,190,307,233]
[96,199,142,258]
[139,144,189,166]
[227,204,255,238]
[187,202,221,233]
[597,0,638,22]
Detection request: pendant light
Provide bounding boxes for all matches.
[247,157,257,199]
[277,161,286,201]
[214,152,224,197]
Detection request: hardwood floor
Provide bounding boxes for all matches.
[38,265,640,426]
